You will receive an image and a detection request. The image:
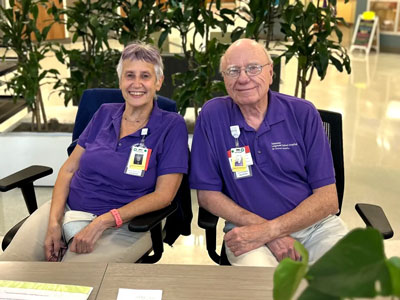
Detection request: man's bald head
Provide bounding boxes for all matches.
[220,39,272,73]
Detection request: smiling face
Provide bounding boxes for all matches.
[119,59,163,110]
[221,40,273,108]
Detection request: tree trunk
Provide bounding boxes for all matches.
[30,89,48,131]
[37,89,48,131]
[33,101,41,132]
[194,102,199,122]
[301,67,307,99]
[294,63,301,98]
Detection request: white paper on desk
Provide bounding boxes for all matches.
[117,288,162,300]
[0,280,92,300]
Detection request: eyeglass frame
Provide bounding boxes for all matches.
[222,63,272,78]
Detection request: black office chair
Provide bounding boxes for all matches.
[0,88,192,263]
[198,109,394,265]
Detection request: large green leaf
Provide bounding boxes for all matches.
[386,256,400,296]
[307,228,392,298]
[273,241,309,300]
[298,286,340,300]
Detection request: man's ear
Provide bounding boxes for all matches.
[268,65,274,85]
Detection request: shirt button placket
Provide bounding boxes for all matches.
[255,135,261,154]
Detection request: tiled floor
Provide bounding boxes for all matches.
[1,38,399,263]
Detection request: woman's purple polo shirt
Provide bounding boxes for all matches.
[189,91,335,220]
[67,102,188,216]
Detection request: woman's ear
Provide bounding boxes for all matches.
[156,75,164,92]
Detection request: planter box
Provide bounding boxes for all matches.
[0,132,72,186]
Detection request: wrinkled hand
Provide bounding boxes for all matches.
[224,224,269,257]
[266,236,301,262]
[69,219,105,254]
[44,223,65,262]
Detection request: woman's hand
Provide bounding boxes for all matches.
[69,217,108,254]
[44,222,65,261]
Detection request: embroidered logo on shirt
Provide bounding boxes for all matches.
[271,142,298,150]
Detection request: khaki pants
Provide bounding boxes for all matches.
[0,200,152,263]
[226,215,348,267]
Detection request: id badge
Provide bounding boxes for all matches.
[125,145,152,177]
[227,146,253,179]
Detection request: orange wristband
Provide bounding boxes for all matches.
[110,209,123,228]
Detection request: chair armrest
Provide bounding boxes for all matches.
[198,207,219,229]
[0,165,53,192]
[128,202,178,232]
[129,203,178,264]
[198,207,221,264]
[355,203,394,239]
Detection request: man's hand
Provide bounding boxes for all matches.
[224,223,269,257]
[266,236,301,262]
[224,223,301,262]
[69,218,106,254]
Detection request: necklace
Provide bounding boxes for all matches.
[122,114,149,128]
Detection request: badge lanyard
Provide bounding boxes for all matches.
[227,125,253,179]
[125,128,152,177]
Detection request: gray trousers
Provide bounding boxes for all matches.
[0,200,152,262]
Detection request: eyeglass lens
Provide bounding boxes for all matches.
[225,64,269,78]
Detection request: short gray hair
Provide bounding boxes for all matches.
[116,41,164,81]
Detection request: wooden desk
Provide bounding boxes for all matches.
[0,262,107,300]
[97,264,274,300]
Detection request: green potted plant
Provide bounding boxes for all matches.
[51,0,121,106]
[162,0,234,119]
[0,0,59,131]
[273,228,400,299]
[231,0,288,49]
[116,0,167,47]
[278,0,351,99]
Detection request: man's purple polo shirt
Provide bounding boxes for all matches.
[190,91,335,220]
[67,102,188,216]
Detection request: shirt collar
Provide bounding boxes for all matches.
[111,100,163,137]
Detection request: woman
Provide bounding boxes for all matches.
[0,42,188,262]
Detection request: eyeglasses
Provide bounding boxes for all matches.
[223,63,271,78]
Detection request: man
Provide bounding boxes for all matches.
[189,39,348,266]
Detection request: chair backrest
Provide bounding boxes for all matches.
[318,109,344,215]
[69,88,191,245]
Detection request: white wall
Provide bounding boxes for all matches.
[0,133,71,186]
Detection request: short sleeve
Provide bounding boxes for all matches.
[303,107,336,189]
[189,111,223,191]
[156,116,189,176]
[77,107,102,149]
